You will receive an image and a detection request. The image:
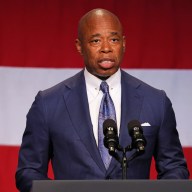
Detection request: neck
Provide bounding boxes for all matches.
[96,75,110,81]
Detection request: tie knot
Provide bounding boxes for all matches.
[100,81,109,93]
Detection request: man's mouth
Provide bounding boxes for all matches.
[98,59,115,68]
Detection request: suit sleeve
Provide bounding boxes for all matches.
[154,92,189,179]
[15,91,52,192]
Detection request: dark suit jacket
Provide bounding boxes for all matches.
[16,69,189,192]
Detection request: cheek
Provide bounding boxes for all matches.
[87,51,99,62]
[83,53,98,69]
[116,48,125,59]
[116,46,124,53]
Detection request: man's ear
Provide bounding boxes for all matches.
[123,36,126,52]
[75,39,83,55]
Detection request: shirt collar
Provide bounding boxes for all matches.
[84,67,121,96]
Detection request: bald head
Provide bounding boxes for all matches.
[75,8,126,78]
[78,8,123,41]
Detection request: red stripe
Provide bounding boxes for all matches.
[0,146,20,192]
[0,0,192,69]
[0,146,191,192]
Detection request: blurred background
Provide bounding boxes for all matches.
[0,0,192,191]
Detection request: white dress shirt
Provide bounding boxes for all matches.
[84,68,121,145]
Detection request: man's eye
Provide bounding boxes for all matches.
[91,39,100,43]
[111,38,119,42]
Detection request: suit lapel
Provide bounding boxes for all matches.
[63,71,106,172]
[119,73,143,147]
[107,70,144,174]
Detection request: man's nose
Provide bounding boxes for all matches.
[100,41,112,53]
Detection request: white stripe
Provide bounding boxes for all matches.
[128,69,192,147]
[0,67,192,146]
[0,67,80,145]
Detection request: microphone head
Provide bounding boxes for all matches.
[103,119,117,135]
[128,120,143,136]
[127,120,146,153]
[103,119,119,153]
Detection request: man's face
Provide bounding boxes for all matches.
[76,14,126,78]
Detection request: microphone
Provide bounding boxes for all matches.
[128,120,147,153]
[103,119,119,154]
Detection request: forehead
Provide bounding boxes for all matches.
[80,13,123,38]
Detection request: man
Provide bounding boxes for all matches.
[15,8,189,192]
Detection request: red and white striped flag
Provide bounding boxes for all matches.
[0,1,192,191]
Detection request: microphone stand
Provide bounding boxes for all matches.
[110,144,143,179]
[121,148,128,180]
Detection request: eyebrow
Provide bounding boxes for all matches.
[111,32,119,35]
[90,31,119,38]
[90,33,101,38]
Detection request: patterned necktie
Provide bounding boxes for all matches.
[98,81,117,169]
